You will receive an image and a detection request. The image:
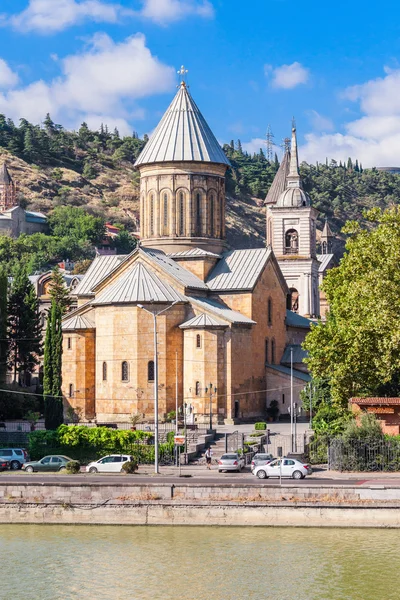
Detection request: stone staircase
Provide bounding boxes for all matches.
[190,432,227,465]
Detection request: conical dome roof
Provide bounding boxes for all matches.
[0,163,12,184]
[135,82,230,167]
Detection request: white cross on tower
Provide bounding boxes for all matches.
[177,65,188,84]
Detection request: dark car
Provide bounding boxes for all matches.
[22,455,74,473]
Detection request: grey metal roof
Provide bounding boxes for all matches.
[0,163,12,184]
[206,248,272,291]
[285,310,312,329]
[187,296,255,325]
[142,248,208,290]
[62,314,95,331]
[265,151,290,205]
[72,254,127,296]
[281,344,308,365]
[92,263,187,305]
[317,254,335,273]
[179,312,227,329]
[266,363,311,382]
[168,248,221,259]
[135,82,230,167]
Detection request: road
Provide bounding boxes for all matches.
[1,471,399,487]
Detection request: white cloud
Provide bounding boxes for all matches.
[139,0,214,24]
[10,0,122,33]
[0,59,19,89]
[307,110,334,132]
[6,0,214,33]
[0,33,175,132]
[265,62,310,90]
[300,67,400,167]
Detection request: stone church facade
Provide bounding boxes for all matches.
[62,80,310,424]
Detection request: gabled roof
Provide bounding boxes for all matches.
[62,314,95,331]
[179,312,227,329]
[266,363,310,382]
[134,82,230,167]
[168,248,221,259]
[206,247,272,291]
[72,254,128,296]
[142,247,208,290]
[317,253,336,273]
[187,295,255,325]
[265,151,290,205]
[285,310,312,329]
[0,163,12,184]
[321,220,333,238]
[281,344,308,364]
[92,262,187,305]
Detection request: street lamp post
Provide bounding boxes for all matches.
[290,347,294,452]
[207,383,216,432]
[138,301,179,474]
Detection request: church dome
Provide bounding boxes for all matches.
[276,187,310,208]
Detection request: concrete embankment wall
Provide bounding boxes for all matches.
[1,482,400,527]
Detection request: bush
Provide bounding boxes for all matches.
[65,460,80,474]
[121,461,138,474]
[249,432,264,437]
[255,422,267,430]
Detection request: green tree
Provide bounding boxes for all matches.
[7,266,42,385]
[112,230,137,254]
[304,207,400,406]
[48,206,105,245]
[43,299,64,429]
[49,266,72,315]
[0,268,7,385]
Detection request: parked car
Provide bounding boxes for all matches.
[253,458,312,480]
[251,453,275,472]
[218,453,246,473]
[22,455,74,473]
[0,448,28,470]
[0,459,9,471]
[86,455,134,473]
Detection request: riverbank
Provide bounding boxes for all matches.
[2,480,400,527]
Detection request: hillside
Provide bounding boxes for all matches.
[2,115,400,255]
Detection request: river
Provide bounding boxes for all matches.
[1,525,398,599]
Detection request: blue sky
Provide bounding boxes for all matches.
[0,0,400,166]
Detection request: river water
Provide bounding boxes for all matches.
[1,525,398,600]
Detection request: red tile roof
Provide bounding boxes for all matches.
[350,397,400,405]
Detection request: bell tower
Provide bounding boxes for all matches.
[266,127,320,317]
[135,68,230,255]
[0,163,17,211]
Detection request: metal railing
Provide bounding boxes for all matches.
[328,437,400,472]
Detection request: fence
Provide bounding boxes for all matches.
[328,437,400,472]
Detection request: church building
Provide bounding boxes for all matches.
[62,77,310,424]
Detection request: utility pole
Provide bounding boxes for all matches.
[290,347,294,453]
[175,351,179,435]
[266,124,274,162]
[309,381,313,430]
[209,383,213,432]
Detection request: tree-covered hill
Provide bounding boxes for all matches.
[2,115,400,261]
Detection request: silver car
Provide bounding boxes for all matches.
[218,453,245,473]
[251,453,274,472]
[254,457,312,479]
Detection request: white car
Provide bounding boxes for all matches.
[253,458,312,480]
[86,454,134,473]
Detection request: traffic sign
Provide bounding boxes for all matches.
[174,435,185,446]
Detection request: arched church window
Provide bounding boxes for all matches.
[148,360,155,382]
[196,193,201,236]
[265,338,269,364]
[271,339,276,365]
[268,298,272,325]
[210,194,214,237]
[285,229,299,254]
[196,334,201,349]
[150,195,154,236]
[102,362,107,381]
[289,288,299,313]
[322,241,327,254]
[163,193,168,231]
[179,192,185,236]
[195,381,200,396]
[122,361,129,382]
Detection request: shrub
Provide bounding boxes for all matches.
[249,432,264,437]
[66,460,80,474]
[255,422,267,430]
[121,461,138,474]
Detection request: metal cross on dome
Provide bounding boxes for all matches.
[177,65,188,84]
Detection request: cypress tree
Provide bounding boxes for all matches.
[49,266,71,316]
[7,266,42,385]
[43,300,64,430]
[0,269,7,385]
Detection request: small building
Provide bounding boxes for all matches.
[350,397,400,435]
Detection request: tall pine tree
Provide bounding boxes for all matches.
[43,299,64,429]
[0,268,7,385]
[7,266,42,385]
[49,266,72,315]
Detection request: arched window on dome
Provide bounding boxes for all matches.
[210,194,214,237]
[163,193,168,234]
[150,194,154,236]
[285,229,299,255]
[195,192,201,236]
[179,192,185,236]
